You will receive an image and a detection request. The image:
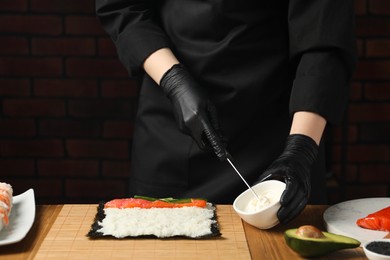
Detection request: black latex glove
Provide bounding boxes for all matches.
[160,64,228,161]
[255,134,318,224]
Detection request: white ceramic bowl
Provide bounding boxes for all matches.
[233,180,286,229]
[363,239,390,260]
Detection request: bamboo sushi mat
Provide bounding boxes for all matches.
[34,204,251,259]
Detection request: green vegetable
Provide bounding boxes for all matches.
[284,226,361,257]
[134,195,207,203]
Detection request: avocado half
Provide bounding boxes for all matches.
[284,228,361,258]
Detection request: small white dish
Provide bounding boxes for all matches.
[233,180,285,229]
[0,189,35,246]
[363,239,390,260]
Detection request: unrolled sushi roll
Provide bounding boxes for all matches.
[88,196,221,239]
[0,182,13,232]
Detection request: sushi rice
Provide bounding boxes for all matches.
[0,182,13,232]
[88,201,221,239]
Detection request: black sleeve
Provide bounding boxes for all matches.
[288,0,357,124]
[95,0,171,75]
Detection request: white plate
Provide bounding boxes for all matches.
[0,189,35,246]
[323,197,390,245]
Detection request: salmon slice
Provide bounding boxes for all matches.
[0,193,11,210]
[0,208,9,225]
[104,198,207,209]
[356,206,390,232]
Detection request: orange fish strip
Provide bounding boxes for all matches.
[104,198,207,209]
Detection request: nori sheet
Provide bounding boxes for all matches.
[87,201,221,239]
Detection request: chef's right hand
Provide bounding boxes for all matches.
[159,64,228,161]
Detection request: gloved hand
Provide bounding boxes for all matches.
[255,134,318,224]
[160,64,228,161]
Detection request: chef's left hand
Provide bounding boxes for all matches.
[254,134,318,224]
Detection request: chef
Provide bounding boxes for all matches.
[95,0,356,224]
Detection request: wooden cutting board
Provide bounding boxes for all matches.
[34,205,251,259]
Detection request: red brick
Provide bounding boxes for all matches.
[31,37,95,56]
[31,0,94,13]
[356,17,390,37]
[65,179,127,198]
[330,125,358,143]
[347,125,359,143]
[68,99,134,118]
[35,195,64,204]
[39,119,101,137]
[66,140,129,159]
[0,159,35,176]
[349,81,363,101]
[103,121,134,138]
[355,0,367,15]
[366,39,390,57]
[343,166,357,179]
[0,139,63,157]
[66,58,128,78]
[330,164,358,182]
[101,80,139,98]
[0,57,62,77]
[344,184,388,200]
[4,179,63,199]
[3,99,65,117]
[327,192,342,205]
[365,82,390,100]
[0,36,29,55]
[38,159,99,177]
[331,145,344,163]
[34,79,98,97]
[354,61,390,80]
[349,103,390,122]
[360,124,390,142]
[98,38,117,56]
[356,39,364,58]
[347,144,389,162]
[0,15,62,35]
[0,0,28,11]
[360,164,390,182]
[102,161,131,178]
[369,0,390,14]
[34,179,64,197]
[0,119,36,137]
[65,16,105,35]
[0,79,30,96]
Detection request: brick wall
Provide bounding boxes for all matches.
[327,0,390,202]
[0,1,389,204]
[0,0,136,203]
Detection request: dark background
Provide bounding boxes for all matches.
[0,0,389,204]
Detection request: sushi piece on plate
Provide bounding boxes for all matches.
[0,182,13,232]
[88,196,221,239]
[357,206,390,232]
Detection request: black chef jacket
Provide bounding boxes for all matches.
[96,0,356,204]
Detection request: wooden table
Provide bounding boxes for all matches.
[0,205,366,260]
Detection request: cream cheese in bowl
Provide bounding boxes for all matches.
[233,180,286,229]
[244,192,272,213]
